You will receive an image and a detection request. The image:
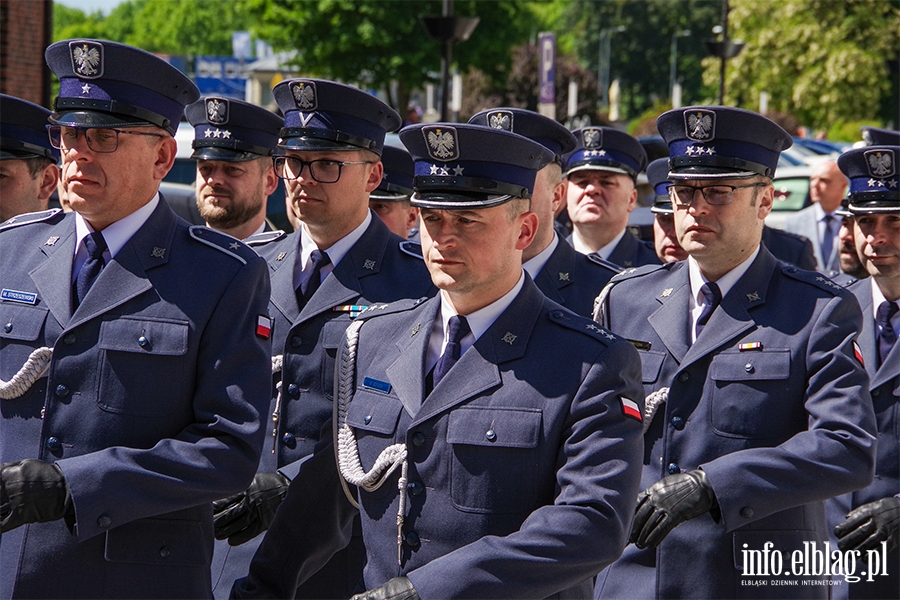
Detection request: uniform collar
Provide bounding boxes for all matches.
[523,232,559,279]
[296,209,372,285]
[688,244,760,310]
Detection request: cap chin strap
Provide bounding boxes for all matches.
[335,319,409,566]
[54,97,170,130]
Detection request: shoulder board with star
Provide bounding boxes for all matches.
[608,262,669,284]
[781,266,846,295]
[0,208,63,232]
[585,253,623,274]
[399,240,424,259]
[244,230,288,247]
[355,297,428,321]
[547,307,619,345]
[188,226,257,265]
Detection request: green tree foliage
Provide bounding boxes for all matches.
[710,0,900,129]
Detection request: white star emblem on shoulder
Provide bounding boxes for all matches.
[229,242,241,250]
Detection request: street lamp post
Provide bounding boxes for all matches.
[704,0,744,105]
[419,0,479,121]
[598,25,625,111]
[669,29,691,103]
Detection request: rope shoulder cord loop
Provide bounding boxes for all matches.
[333,318,409,565]
[1,347,53,399]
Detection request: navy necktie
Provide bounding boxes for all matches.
[821,214,836,267]
[695,282,722,339]
[295,249,330,309]
[74,231,108,307]
[876,300,898,368]
[433,315,471,387]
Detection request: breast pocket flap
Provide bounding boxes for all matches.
[639,349,666,383]
[346,390,403,434]
[0,304,48,342]
[98,317,188,355]
[447,406,541,448]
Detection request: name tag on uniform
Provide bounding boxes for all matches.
[628,339,652,351]
[362,377,392,395]
[1,289,38,305]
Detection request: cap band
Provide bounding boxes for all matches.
[279,127,376,151]
[53,97,169,130]
[192,137,272,156]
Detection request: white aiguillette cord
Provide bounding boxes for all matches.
[1,347,53,399]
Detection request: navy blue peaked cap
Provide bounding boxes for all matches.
[399,123,554,209]
[45,39,199,135]
[467,108,576,166]
[0,94,59,161]
[646,157,674,215]
[371,145,414,201]
[657,106,792,180]
[861,127,900,147]
[564,127,647,179]
[837,145,899,214]
[186,97,281,162]
[273,79,400,155]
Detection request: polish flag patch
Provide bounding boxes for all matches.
[853,341,864,367]
[620,397,642,421]
[256,315,273,339]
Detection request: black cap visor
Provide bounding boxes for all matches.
[49,109,156,131]
[190,145,266,162]
[411,190,517,210]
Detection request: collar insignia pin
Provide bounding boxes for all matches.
[661,288,673,298]
[747,291,760,302]
[559,272,570,281]
[276,252,287,261]
[501,332,517,344]
[44,236,60,246]
[151,247,166,259]
[363,259,376,270]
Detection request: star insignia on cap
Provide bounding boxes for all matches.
[452,165,465,176]
[81,83,91,95]
[889,179,898,188]
[429,164,439,175]
[229,242,241,250]
[204,129,213,138]
[150,247,166,258]
[559,272,570,281]
[438,167,449,176]
[363,259,376,270]
[501,332,517,344]
[705,147,716,155]
[213,129,223,138]
[411,323,420,337]
[660,288,673,298]
[746,291,760,302]
[221,130,232,139]
[44,236,60,246]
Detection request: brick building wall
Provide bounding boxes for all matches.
[1,0,53,107]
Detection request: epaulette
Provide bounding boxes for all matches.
[607,262,669,284]
[244,230,287,247]
[399,240,424,259]
[547,308,619,346]
[189,226,257,265]
[781,266,845,295]
[0,208,63,232]
[586,253,623,274]
[355,297,428,321]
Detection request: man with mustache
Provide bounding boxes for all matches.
[186,97,281,240]
[208,79,434,600]
[594,106,876,599]
[0,40,272,598]
[829,144,900,600]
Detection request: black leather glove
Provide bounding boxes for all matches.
[213,472,290,546]
[0,459,71,533]
[835,497,900,553]
[351,577,419,600]
[631,469,717,549]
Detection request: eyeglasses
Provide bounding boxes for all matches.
[48,125,164,153]
[273,156,373,184]
[667,183,767,207]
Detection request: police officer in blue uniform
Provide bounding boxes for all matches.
[232,122,645,599]
[468,108,620,316]
[861,126,900,147]
[564,126,660,269]
[593,106,877,599]
[0,94,60,221]
[0,39,272,598]
[185,97,282,240]
[828,144,900,600]
[368,145,419,239]
[649,157,816,269]
[209,79,435,599]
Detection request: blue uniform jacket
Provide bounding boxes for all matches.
[0,200,272,599]
[211,213,434,597]
[595,248,877,599]
[761,225,816,270]
[605,229,662,269]
[533,236,620,317]
[827,279,899,600]
[235,277,646,599]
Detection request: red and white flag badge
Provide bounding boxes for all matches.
[853,340,864,367]
[620,397,642,422]
[256,315,273,339]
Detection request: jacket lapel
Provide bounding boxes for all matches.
[647,263,691,363]
[608,231,637,268]
[385,298,439,417]
[411,279,542,426]
[67,201,176,330]
[267,232,302,323]
[531,240,571,305]
[30,218,77,326]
